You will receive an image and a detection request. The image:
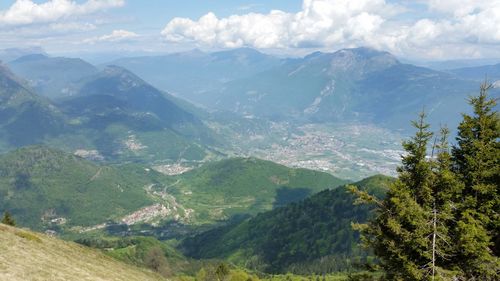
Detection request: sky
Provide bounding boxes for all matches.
[0,0,500,61]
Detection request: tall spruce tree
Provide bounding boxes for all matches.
[352,117,465,280]
[451,82,500,279]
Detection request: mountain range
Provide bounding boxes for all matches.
[6,47,498,141]
[3,46,498,180]
[110,47,498,131]
[193,48,490,130]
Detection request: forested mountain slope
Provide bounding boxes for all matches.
[180,175,393,273]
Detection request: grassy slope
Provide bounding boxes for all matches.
[171,157,349,223]
[0,223,164,281]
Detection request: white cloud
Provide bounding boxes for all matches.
[398,1,500,56]
[0,0,124,26]
[162,0,394,49]
[161,0,500,60]
[84,29,138,44]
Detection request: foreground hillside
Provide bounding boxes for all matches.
[0,223,164,281]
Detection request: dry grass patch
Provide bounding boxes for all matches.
[0,223,166,281]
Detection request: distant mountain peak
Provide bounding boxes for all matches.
[305,47,400,74]
[11,54,95,65]
[75,65,154,98]
[218,47,261,54]
[302,47,398,64]
[9,54,97,71]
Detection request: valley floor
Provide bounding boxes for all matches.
[217,122,404,180]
